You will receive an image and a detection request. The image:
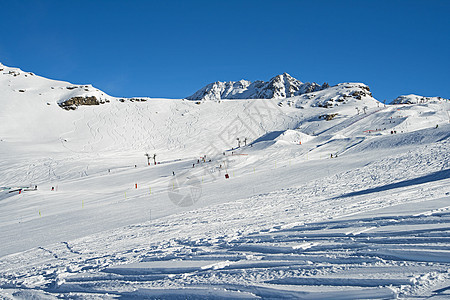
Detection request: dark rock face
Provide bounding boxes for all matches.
[59,96,100,110]
[319,113,339,121]
[129,98,147,102]
[351,90,372,100]
[118,98,147,103]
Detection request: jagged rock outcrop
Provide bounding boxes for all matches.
[59,96,100,110]
[319,113,339,121]
[186,73,329,101]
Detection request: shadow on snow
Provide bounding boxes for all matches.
[336,169,450,199]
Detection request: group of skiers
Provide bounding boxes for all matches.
[191,155,212,169]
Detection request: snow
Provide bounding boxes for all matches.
[0,62,449,298]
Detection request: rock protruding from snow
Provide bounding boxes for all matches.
[186,73,329,100]
[59,96,101,110]
[391,94,448,105]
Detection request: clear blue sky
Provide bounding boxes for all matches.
[1,0,449,101]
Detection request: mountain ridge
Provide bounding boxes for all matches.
[1,62,448,109]
[186,73,330,101]
[391,94,449,104]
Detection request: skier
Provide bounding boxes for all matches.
[193,163,195,168]
[172,171,175,176]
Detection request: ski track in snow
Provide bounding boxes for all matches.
[1,139,449,299]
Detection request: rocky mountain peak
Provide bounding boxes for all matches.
[186,73,328,101]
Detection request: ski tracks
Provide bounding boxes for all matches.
[1,140,449,298]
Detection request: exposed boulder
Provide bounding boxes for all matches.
[319,113,339,121]
[59,96,100,110]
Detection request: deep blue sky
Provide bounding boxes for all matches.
[1,0,449,101]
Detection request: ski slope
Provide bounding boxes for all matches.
[0,63,449,299]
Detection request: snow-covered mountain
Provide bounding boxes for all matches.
[0,62,113,106]
[291,82,374,108]
[1,61,448,154]
[0,62,149,111]
[391,94,449,104]
[186,72,329,100]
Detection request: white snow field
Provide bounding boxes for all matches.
[0,62,450,299]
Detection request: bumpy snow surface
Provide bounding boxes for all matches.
[1,62,450,299]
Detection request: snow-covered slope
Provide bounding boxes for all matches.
[0,62,114,106]
[186,73,329,100]
[1,62,450,299]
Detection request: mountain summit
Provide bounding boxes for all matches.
[186,73,329,101]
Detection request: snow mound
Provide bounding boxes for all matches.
[275,130,314,144]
